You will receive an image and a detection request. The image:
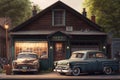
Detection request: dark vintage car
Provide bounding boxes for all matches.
[54,50,119,76]
[12,52,40,74]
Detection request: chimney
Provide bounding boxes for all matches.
[82,8,87,17]
[32,5,37,16]
[91,15,96,23]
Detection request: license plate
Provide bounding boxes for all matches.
[22,69,27,72]
[22,66,27,72]
[22,66,27,69]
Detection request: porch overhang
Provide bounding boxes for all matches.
[10,31,107,36]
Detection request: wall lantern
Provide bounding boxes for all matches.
[103,46,106,49]
[67,46,69,49]
[50,46,53,49]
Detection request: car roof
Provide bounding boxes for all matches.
[72,50,102,54]
[18,52,37,55]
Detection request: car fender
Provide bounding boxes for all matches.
[72,62,88,72]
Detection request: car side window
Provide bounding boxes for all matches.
[88,52,106,59]
[76,53,84,58]
[95,53,105,58]
[88,53,95,58]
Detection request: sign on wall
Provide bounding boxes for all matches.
[51,36,67,41]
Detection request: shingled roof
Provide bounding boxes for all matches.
[10,1,103,32]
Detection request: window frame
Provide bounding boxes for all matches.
[52,9,66,26]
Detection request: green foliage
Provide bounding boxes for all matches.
[0,0,32,28]
[34,4,41,12]
[84,0,120,37]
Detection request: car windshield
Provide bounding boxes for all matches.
[71,53,84,58]
[17,54,38,59]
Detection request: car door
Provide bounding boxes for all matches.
[95,52,107,71]
[87,52,99,72]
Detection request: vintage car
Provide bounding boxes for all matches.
[12,52,40,74]
[54,50,119,76]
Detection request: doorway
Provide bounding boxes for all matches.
[53,42,66,61]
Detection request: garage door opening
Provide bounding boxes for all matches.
[15,41,48,59]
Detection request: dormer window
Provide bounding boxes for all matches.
[52,9,65,26]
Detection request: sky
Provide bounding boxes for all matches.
[30,0,84,13]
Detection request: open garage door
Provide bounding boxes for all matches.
[15,41,48,59]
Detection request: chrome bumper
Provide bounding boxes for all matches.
[54,68,72,73]
[12,69,38,72]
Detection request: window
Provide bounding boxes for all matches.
[15,41,48,59]
[55,43,63,53]
[96,53,106,58]
[52,9,65,26]
[88,53,106,58]
[88,53,95,58]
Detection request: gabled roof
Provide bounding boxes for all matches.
[10,1,103,32]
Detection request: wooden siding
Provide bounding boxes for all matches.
[19,9,96,31]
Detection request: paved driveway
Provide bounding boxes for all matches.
[0,72,120,80]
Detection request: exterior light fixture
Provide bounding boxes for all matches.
[4,24,9,30]
[50,46,53,49]
[103,46,106,49]
[67,46,69,49]
[4,24,9,60]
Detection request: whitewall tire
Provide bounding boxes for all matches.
[72,67,81,76]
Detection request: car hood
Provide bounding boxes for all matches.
[13,58,37,64]
[56,58,83,65]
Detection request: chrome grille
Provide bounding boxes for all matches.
[16,64,35,69]
[57,66,68,70]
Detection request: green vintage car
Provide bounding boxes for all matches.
[54,50,119,76]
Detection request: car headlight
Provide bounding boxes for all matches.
[54,62,57,66]
[13,62,17,67]
[34,62,38,66]
[67,63,70,66]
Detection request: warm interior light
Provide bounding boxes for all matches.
[15,41,48,58]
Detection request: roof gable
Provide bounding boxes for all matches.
[10,1,102,32]
[47,31,70,41]
[48,31,70,38]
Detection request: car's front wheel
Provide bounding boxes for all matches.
[103,66,112,75]
[72,67,81,76]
